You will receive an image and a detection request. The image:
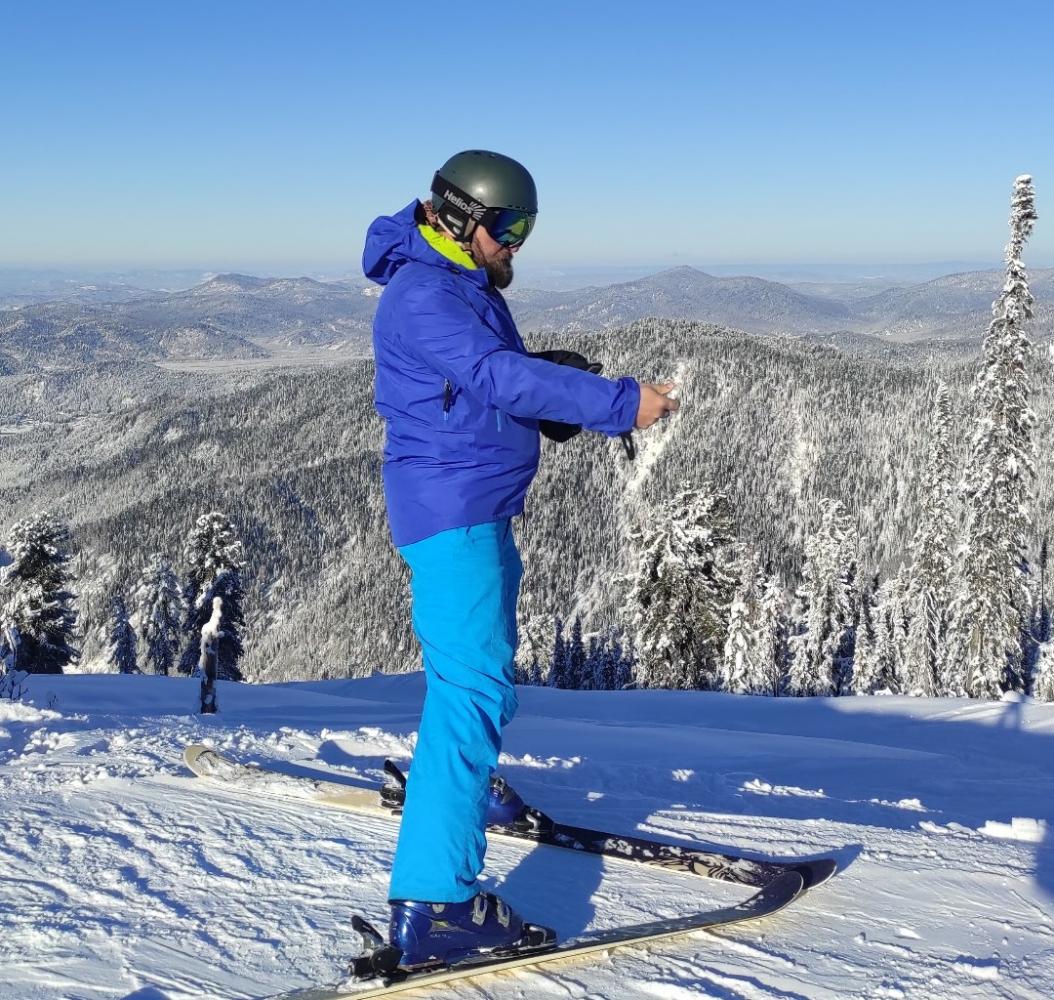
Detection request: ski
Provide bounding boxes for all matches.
[183,744,837,890]
[263,870,806,999]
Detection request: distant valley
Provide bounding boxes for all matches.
[1,265,1051,375]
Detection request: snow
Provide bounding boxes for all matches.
[979,817,1048,843]
[2,674,1054,999]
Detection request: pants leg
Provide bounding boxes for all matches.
[389,519,522,902]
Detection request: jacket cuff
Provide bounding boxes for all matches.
[611,377,640,436]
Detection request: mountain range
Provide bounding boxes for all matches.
[1,266,1051,374]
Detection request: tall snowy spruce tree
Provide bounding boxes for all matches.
[946,176,1039,699]
[566,617,587,688]
[721,579,755,694]
[581,625,628,690]
[548,616,569,688]
[106,593,139,674]
[787,499,857,696]
[515,610,555,686]
[621,483,739,690]
[902,382,957,696]
[177,512,246,682]
[133,555,184,676]
[1022,537,1050,692]
[0,514,78,674]
[720,554,786,695]
[851,575,883,694]
[754,571,791,695]
[1033,634,1054,702]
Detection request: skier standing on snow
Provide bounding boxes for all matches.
[362,149,679,968]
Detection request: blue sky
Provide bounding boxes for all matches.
[3,0,1052,276]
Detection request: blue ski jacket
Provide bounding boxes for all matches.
[363,200,641,546]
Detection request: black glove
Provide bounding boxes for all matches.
[527,350,604,442]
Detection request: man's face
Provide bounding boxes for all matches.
[471,223,519,290]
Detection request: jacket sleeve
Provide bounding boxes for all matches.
[397,281,640,437]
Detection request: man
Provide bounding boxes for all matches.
[362,149,678,969]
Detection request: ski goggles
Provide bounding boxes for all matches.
[481,206,536,248]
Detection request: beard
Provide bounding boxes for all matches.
[470,237,514,289]
[483,255,514,289]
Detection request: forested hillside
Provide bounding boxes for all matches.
[2,318,1051,683]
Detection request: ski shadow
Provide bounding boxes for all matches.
[489,764,854,943]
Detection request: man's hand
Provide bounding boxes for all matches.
[635,382,679,429]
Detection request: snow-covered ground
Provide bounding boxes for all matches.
[2,674,1053,999]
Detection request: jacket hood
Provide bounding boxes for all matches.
[362,200,487,288]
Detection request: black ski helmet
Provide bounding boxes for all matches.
[431,150,538,243]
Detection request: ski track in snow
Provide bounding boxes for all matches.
[1,677,1054,999]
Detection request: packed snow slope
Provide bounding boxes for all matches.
[1,674,1053,1000]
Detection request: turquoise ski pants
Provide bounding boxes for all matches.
[389,518,521,902]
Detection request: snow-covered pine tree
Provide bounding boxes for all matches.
[106,593,139,674]
[567,617,586,689]
[177,512,246,681]
[585,624,632,690]
[1023,537,1049,693]
[754,570,790,695]
[515,611,555,686]
[721,592,752,694]
[1033,638,1054,701]
[874,567,910,694]
[946,176,1039,699]
[0,623,18,675]
[609,626,634,690]
[621,483,739,690]
[197,596,223,713]
[787,499,856,696]
[720,553,766,694]
[583,632,603,690]
[133,555,183,676]
[549,616,569,688]
[852,575,881,694]
[0,622,28,700]
[1038,538,1051,648]
[0,514,78,674]
[902,382,957,696]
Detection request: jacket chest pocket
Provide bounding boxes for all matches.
[439,378,481,432]
[440,378,506,434]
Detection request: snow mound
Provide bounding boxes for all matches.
[977,817,1047,843]
[741,777,826,798]
[0,701,58,724]
[869,796,927,811]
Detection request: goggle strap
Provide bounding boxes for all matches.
[431,172,489,240]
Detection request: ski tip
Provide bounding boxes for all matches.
[182,743,213,772]
[797,857,838,890]
[769,869,807,898]
[383,759,407,788]
[351,914,386,946]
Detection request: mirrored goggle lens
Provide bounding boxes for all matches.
[486,208,536,247]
